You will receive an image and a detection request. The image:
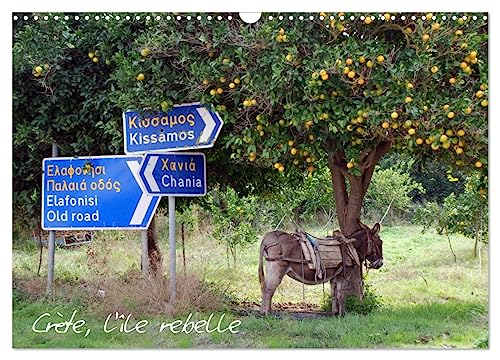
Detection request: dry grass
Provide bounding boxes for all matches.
[14,270,227,317]
[89,271,226,316]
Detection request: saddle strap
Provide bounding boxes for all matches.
[264,255,311,264]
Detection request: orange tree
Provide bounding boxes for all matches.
[110,12,488,235]
[13,12,488,237]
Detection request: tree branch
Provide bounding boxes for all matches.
[328,139,361,185]
[361,140,392,195]
[359,148,377,170]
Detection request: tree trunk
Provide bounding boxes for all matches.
[326,139,392,236]
[326,139,392,300]
[146,215,163,277]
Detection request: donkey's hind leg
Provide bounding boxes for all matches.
[261,262,288,315]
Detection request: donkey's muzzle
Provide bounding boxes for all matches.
[370,258,384,269]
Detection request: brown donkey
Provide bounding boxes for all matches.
[258,223,383,316]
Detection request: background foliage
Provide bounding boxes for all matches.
[12,12,487,239]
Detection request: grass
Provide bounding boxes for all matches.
[12,223,488,348]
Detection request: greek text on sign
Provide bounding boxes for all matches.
[42,156,160,230]
[123,103,223,154]
[138,153,206,196]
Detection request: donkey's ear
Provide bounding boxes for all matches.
[357,219,369,230]
[371,223,381,235]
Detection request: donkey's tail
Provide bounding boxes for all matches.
[258,238,266,295]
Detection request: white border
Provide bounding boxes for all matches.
[5,2,496,358]
[40,155,160,231]
[138,152,207,197]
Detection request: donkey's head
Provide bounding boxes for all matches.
[351,222,384,269]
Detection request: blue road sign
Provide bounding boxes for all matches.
[123,103,223,154]
[138,153,206,196]
[42,155,160,230]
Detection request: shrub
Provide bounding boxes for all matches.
[320,283,383,315]
[410,160,465,204]
[413,174,488,254]
[439,175,488,244]
[412,201,441,232]
[364,164,424,223]
[262,168,335,227]
[205,186,259,265]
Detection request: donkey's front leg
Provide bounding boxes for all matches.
[331,278,339,316]
[332,278,347,317]
[336,278,348,317]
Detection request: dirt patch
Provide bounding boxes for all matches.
[233,300,332,319]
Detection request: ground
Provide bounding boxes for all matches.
[12,221,488,348]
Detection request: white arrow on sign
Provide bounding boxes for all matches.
[196,107,216,144]
[126,160,157,225]
[141,155,160,193]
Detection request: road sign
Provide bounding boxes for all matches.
[138,153,206,196]
[41,155,160,230]
[123,103,223,154]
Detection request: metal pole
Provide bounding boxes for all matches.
[141,230,149,275]
[168,196,176,302]
[47,143,58,295]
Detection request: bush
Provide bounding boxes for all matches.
[320,283,383,315]
[205,186,259,265]
[439,177,488,244]
[413,174,488,254]
[380,153,465,205]
[262,168,335,227]
[364,163,424,223]
[410,160,465,204]
[412,201,441,232]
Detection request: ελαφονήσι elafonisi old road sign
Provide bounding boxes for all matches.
[41,155,160,230]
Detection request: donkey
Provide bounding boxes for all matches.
[258,223,383,316]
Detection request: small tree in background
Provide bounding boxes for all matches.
[206,187,258,266]
[413,174,487,256]
[364,164,425,223]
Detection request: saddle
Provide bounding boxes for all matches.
[296,230,360,279]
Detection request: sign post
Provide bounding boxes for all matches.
[123,103,222,303]
[168,196,176,301]
[47,143,58,295]
[138,152,207,301]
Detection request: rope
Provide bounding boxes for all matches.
[379,197,395,225]
[319,207,336,231]
[274,214,286,231]
[301,245,305,304]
